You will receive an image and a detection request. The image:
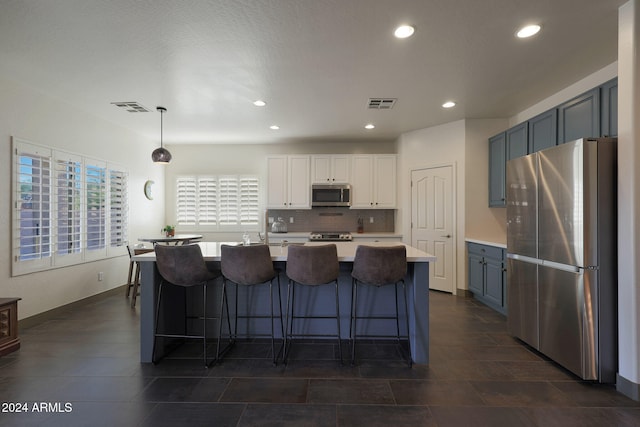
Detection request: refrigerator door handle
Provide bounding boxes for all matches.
[507,253,543,265]
[540,260,583,273]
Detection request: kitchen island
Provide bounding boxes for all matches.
[134,241,435,364]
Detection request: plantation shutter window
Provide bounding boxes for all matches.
[239,177,259,225]
[176,177,197,225]
[13,138,129,275]
[218,177,239,226]
[14,143,52,268]
[53,153,82,262]
[109,168,128,248]
[175,175,260,230]
[197,177,217,226]
[85,162,107,252]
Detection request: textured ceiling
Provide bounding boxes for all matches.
[0,0,625,144]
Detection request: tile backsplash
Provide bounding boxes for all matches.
[267,208,394,233]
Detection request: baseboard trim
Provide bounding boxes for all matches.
[18,285,127,330]
[456,288,473,298]
[617,373,640,401]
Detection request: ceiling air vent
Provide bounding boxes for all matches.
[111,102,150,113]
[367,98,397,109]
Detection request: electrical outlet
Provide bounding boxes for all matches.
[289,217,294,223]
[369,217,374,223]
[98,272,104,281]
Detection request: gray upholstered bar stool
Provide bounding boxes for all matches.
[218,244,283,365]
[284,244,342,364]
[152,244,224,367]
[350,245,411,367]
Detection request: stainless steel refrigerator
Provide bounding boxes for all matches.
[506,137,617,383]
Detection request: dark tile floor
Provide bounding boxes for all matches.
[1,290,639,426]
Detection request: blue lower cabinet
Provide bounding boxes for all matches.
[467,242,507,315]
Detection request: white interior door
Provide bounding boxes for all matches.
[411,165,456,293]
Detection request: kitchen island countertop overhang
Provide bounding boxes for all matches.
[134,241,435,364]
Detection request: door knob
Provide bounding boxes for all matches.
[441,234,451,238]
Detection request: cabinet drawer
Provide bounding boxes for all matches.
[467,242,503,259]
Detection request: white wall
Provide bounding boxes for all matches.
[464,119,510,244]
[0,76,165,319]
[397,120,467,291]
[396,119,508,292]
[617,0,640,395]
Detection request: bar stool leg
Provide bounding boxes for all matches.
[151,283,164,364]
[131,262,142,308]
[216,279,234,362]
[334,280,343,364]
[269,280,276,365]
[350,279,358,366]
[126,260,134,298]
[283,279,293,363]
[401,281,412,367]
[394,282,401,345]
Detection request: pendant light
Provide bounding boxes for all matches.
[151,106,172,164]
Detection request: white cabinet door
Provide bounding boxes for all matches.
[267,155,310,209]
[351,155,374,208]
[287,155,310,208]
[311,156,332,183]
[267,156,288,208]
[311,155,350,183]
[351,154,396,208]
[374,155,396,208]
[331,155,351,183]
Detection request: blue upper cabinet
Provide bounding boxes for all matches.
[506,122,528,160]
[528,109,557,153]
[488,132,506,207]
[488,78,615,208]
[601,78,618,137]
[557,88,601,144]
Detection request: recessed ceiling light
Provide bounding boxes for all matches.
[442,101,456,109]
[365,124,375,130]
[253,100,266,107]
[516,24,541,38]
[270,125,280,130]
[394,25,415,39]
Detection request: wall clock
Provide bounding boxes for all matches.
[143,180,154,200]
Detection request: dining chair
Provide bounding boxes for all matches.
[350,245,411,367]
[284,244,342,364]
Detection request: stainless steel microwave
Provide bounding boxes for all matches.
[311,184,351,207]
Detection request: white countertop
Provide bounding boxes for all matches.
[133,241,435,263]
[268,232,402,238]
[465,238,506,249]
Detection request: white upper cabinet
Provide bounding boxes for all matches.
[311,155,350,183]
[373,155,396,208]
[267,155,311,209]
[351,154,396,208]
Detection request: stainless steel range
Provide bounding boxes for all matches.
[309,231,353,242]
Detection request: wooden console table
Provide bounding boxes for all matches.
[0,298,21,356]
